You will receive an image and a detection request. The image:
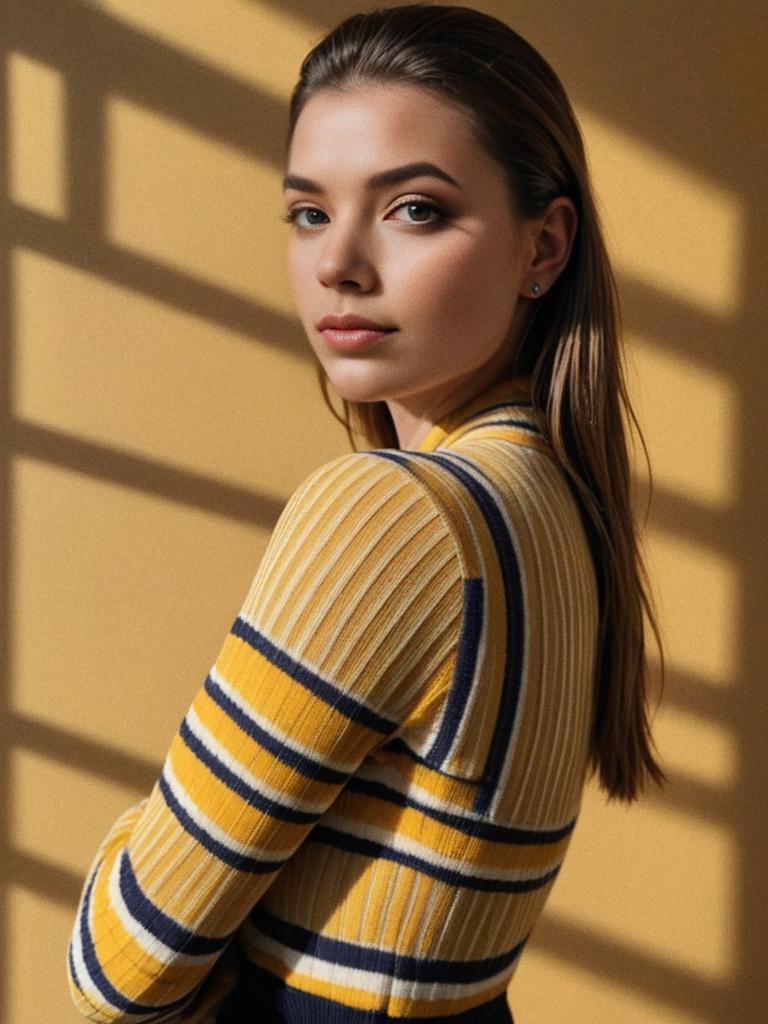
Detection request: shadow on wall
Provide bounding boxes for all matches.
[1,1,766,1022]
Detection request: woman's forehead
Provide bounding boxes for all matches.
[287,86,490,192]
[291,82,476,149]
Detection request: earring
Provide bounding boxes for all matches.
[531,282,542,297]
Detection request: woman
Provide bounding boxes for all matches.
[67,4,664,1022]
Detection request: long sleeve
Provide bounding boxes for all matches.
[66,451,464,1023]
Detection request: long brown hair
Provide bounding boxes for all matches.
[284,2,665,801]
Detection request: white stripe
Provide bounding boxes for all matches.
[162,759,295,862]
[106,850,215,968]
[243,455,362,632]
[185,704,326,815]
[318,811,562,884]
[426,452,492,778]
[209,664,357,775]
[241,918,521,1002]
[353,759,577,835]
[255,455,386,638]
[319,528,459,689]
[68,869,186,1022]
[69,896,120,1015]
[285,481,426,656]
[437,450,531,817]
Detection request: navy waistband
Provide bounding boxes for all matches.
[215,961,515,1024]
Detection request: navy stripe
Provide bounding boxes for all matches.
[179,717,317,825]
[308,825,560,893]
[158,772,285,874]
[372,449,526,814]
[467,400,533,414]
[248,903,527,983]
[67,942,84,996]
[421,451,526,815]
[480,417,542,434]
[426,576,484,765]
[75,872,191,1015]
[118,848,230,956]
[205,674,348,785]
[231,961,518,1022]
[368,449,484,781]
[230,616,396,734]
[381,735,463,771]
[344,775,576,845]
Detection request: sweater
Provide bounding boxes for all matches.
[67,372,599,1023]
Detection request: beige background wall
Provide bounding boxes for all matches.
[2,2,765,1022]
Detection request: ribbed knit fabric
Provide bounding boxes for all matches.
[67,373,599,1023]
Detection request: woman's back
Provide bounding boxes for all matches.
[68,375,598,1022]
[225,374,598,1020]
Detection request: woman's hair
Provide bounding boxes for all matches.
[284,2,665,802]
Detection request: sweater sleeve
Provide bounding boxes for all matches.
[66,451,463,1022]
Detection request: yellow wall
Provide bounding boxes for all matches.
[2,3,764,1022]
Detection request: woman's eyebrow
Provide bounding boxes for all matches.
[282,161,462,193]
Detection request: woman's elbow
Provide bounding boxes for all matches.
[66,939,195,1024]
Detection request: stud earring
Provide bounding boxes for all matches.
[531,282,542,297]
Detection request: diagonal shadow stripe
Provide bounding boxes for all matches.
[659,668,735,726]
[11,418,286,527]
[640,773,735,830]
[528,913,728,1020]
[632,478,736,553]
[6,849,83,908]
[620,278,739,373]
[4,203,306,361]
[4,0,288,167]
[7,712,159,794]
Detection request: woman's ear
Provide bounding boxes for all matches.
[521,197,578,298]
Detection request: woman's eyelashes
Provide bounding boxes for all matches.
[281,197,447,230]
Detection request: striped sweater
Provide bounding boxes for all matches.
[67,373,599,1023]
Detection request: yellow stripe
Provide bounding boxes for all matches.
[461,423,555,456]
[192,683,351,799]
[215,633,381,757]
[327,788,571,872]
[87,853,209,1003]
[166,739,312,850]
[128,789,276,930]
[367,746,482,811]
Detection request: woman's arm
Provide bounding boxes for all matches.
[67,451,463,1022]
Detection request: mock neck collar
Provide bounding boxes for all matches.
[411,374,532,453]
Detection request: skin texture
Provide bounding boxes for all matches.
[283,82,577,449]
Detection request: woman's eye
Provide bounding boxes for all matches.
[282,199,445,229]
[281,207,327,228]
[389,200,444,225]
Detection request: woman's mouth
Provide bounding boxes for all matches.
[319,327,397,351]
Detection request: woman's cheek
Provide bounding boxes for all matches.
[421,249,490,329]
[287,253,313,309]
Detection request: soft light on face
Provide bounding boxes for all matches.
[283,82,534,442]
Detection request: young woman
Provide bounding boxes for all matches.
[67,4,664,1022]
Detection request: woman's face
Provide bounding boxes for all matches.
[283,82,536,444]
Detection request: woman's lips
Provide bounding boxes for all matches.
[320,327,397,351]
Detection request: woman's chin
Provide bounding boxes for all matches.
[324,371,392,406]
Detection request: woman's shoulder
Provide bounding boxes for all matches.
[260,448,465,589]
[279,448,457,534]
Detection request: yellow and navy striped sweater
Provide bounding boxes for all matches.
[67,373,599,1023]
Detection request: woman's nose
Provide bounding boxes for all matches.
[316,223,377,290]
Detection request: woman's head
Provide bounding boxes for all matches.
[284,2,664,801]
[284,79,576,446]
[284,2,591,445]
